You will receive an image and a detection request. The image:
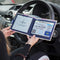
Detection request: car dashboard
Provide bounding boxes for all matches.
[0,1,60,60]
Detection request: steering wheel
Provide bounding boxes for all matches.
[10,0,56,58]
[13,0,55,44]
[18,0,55,19]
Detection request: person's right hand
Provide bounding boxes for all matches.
[26,35,39,48]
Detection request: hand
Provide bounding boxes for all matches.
[1,26,15,38]
[26,35,39,48]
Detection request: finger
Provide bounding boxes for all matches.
[27,35,29,40]
[31,35,35,39]
[9,30,16,34]
[7,28,15,32]
[7,31,15,36]
[33,35,35,38]
[11,31,16,34]
[35,37,39,42]
[36,37,39,39]
[4,26,11,30]
[8,29,13,32]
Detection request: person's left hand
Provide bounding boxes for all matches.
[1,26,15,38]
[26,35,39,48]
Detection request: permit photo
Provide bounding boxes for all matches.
[11,14,57,41]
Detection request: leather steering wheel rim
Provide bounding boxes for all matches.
[14,0,55,44]
[18,0,55,19]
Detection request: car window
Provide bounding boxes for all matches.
[45,0,60,5]
[0,0,5,2]
[1,0,60,5]
[13,0,60,4]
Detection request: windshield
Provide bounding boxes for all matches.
[1,0,60,5]
[45,0,60,4]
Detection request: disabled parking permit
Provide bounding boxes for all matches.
[11,14,57,41]
[12,15,32,33]
[31,20,54,37]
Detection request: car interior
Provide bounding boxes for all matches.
[0,0,60,60]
